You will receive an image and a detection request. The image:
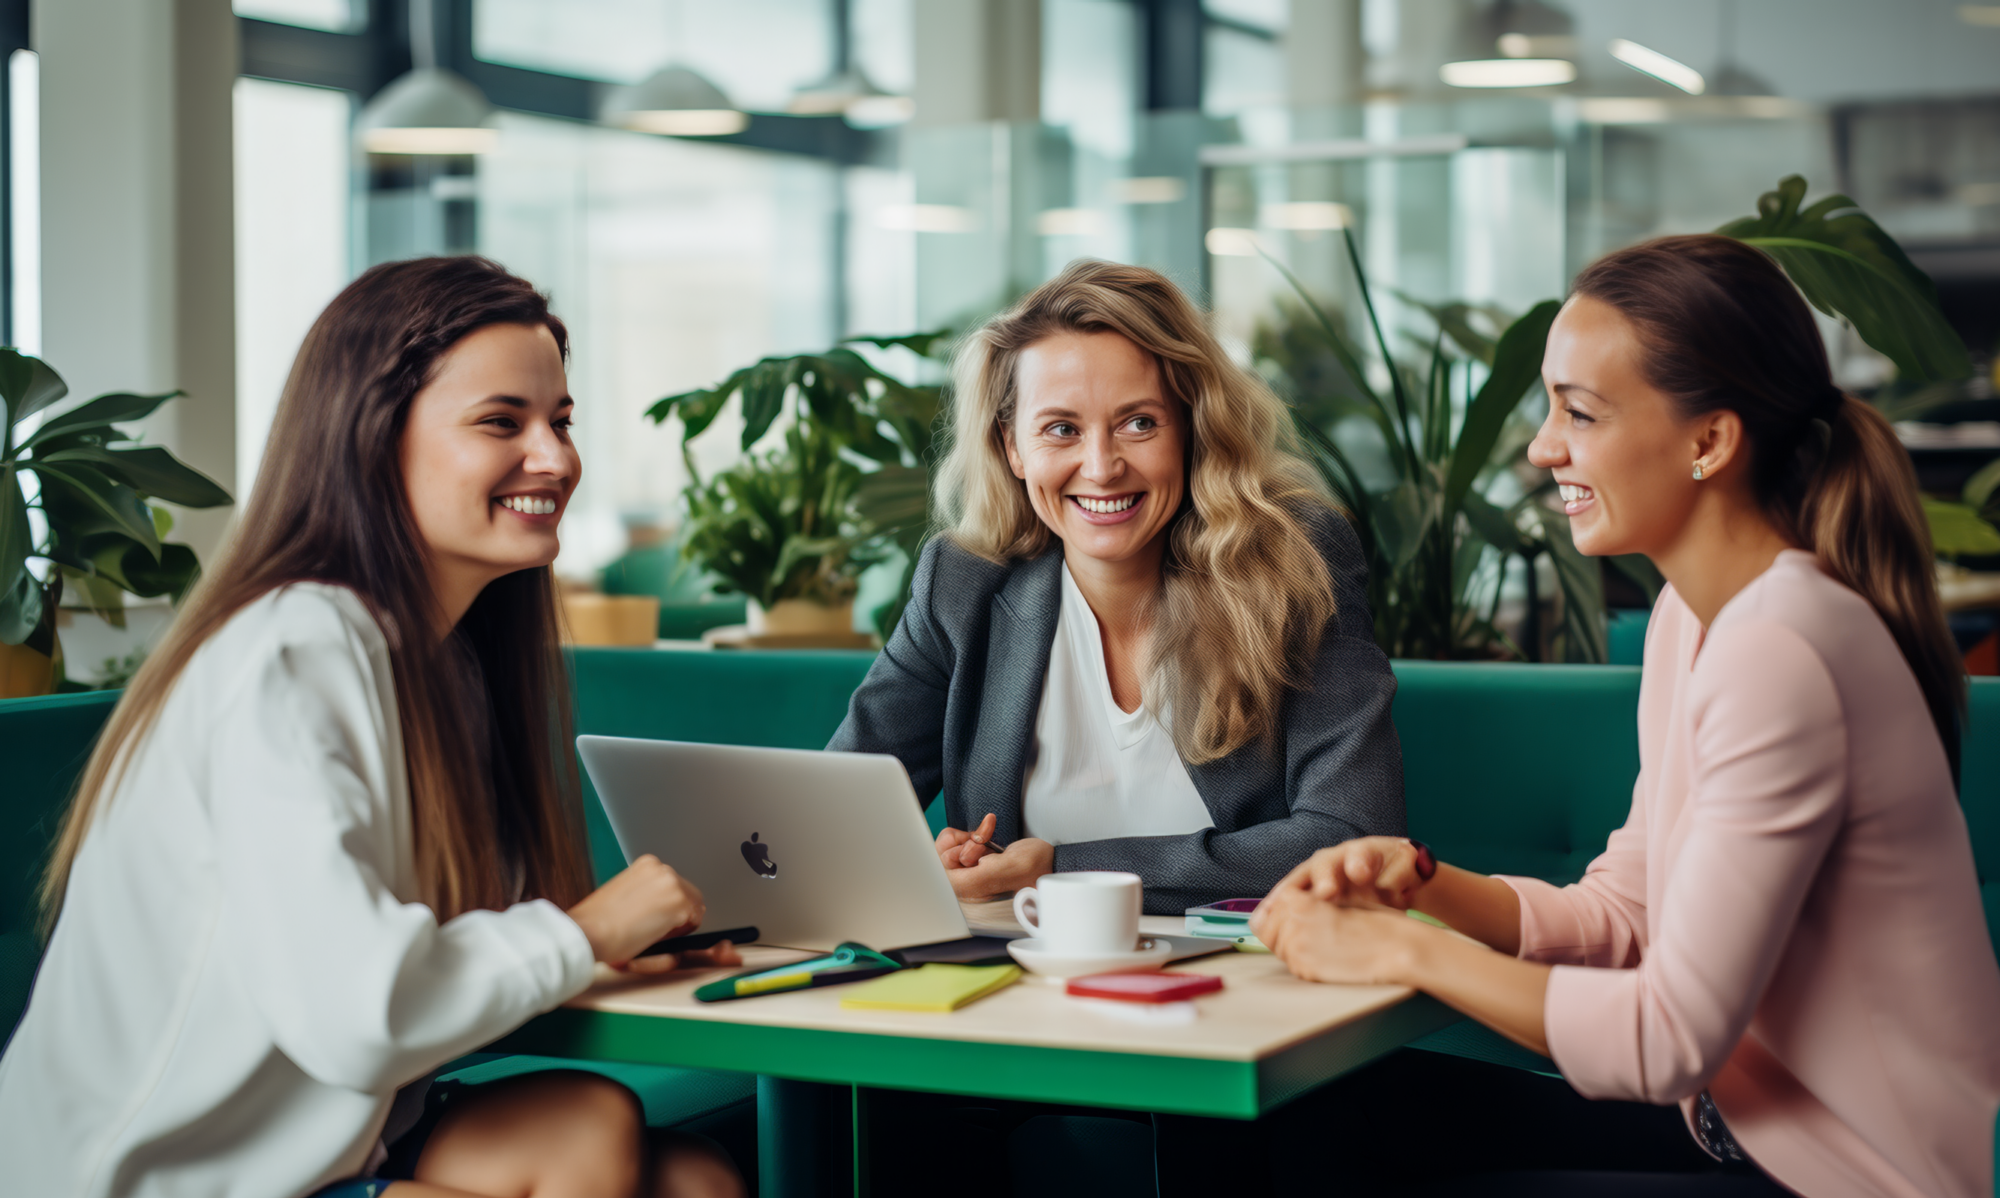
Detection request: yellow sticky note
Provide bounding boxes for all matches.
[839,964,1022,1012]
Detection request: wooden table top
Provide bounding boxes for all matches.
[561,902,1418,1064]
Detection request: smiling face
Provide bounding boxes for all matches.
[1528,294,1725,559]
[1002,330,1186,572]
[399,322,579,620]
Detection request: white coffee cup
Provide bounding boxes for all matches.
[1012,871,1143,957]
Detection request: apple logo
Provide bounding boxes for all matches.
[741,832,777,879]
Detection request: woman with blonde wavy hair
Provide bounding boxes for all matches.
[828,259,1404,911]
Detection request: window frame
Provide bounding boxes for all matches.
[0,0,28,347]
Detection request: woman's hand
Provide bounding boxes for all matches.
[1271,836,1433,911]
[1254,878,1553,1054]
[1257,886,1555,1057]
[614,940,743,976]
[936,813,1005,869]
[934,816,1055,901]
[566,854,742,974]
[1250,882,1422,985]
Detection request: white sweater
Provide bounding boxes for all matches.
[0,583,598,1197]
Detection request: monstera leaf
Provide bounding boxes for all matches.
[0,349,230,655]
[1718,176,1972,384]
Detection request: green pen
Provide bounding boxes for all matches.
[694,942,902,1003]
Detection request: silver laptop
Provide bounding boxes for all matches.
[577,736,971,952]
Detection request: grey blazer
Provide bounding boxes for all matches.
[827,511,1405,913]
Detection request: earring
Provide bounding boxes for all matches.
[1692,462,1705,481]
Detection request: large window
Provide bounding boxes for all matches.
[472,0,834,113]
[230,0,904,581]
[233,0,361,33]
[233,77,352,495]
[9,46,35,357]
[476,112,842,571]
[1204,0,1286,116]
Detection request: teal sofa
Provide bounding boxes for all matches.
[5,656,1997,1125]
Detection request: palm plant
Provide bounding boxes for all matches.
[2,350,230,688]
[1259,232,1590,660]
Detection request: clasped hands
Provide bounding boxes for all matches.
[935,813,1056,902]
[1250,836,1438,987]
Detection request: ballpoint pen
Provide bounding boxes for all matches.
[968,813,1005,855]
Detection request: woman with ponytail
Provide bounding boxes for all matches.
[1253,235,2000,1196]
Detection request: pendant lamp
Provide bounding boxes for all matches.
[1707,0,1779,99]
[787,64,912,128]
[602,65,749,137]
[1441,0,1578,90]
[356,0,494,154]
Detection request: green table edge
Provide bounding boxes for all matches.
[490,993,1461,1120]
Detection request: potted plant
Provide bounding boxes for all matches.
[1,350,231,697]
[646,335,944,639]
[677,421,884,635]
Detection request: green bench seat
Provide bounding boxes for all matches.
[0,689,120,1046]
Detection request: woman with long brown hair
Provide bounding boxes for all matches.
[1253,235,2000,1195]
[829,258,1404,912]
[0,257,743,1198]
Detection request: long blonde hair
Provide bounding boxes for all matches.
[934,259,1338,763]
[41,257,595,933]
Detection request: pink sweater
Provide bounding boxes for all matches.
[1499,551,2000,1198]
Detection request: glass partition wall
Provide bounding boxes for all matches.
[232,0,1834,586]
[475,112,843,568]
[371,98,1826,581]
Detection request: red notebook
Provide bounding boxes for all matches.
[1065,972,1224,1003]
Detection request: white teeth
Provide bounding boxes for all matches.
[1074,495,1138,514]
[500,496,556,515]
[1559,484,1592,503]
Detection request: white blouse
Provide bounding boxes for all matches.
[0,583,597,1198]
[1020,565,1214,846]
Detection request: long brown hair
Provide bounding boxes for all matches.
[934,259,1337,763]
[41,256,594,930]
[1573,234,1966,769]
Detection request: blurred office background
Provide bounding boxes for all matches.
[4,0,1998,640]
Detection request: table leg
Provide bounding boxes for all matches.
[756,1076,851,1198]
[851,1085,872,1197]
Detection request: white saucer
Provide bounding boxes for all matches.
[1005,937,1175,979]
